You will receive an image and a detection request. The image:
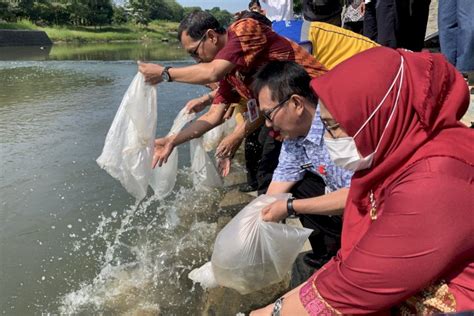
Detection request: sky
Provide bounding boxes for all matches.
[175,0,248,13]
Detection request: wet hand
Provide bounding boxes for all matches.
[215,134,241,159]
[205,82,219,90]
[261,200,287,222]
[185,96,208,114]
[217,157,231,177]
[138,61,163,85]
[152,136,175,168]
[222,106,235,121]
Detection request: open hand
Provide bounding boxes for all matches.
[217,157,231,177]
[152,136,175,168]
[216,134,242,159]
[185,96,209,114]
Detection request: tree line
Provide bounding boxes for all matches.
[0,0,234,28]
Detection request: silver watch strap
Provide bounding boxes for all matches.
[271,297,284,316]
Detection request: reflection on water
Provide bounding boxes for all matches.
[0,60,223,315]
[0,42,189,61]
[0,46,52,61]
[0,65,113,144]
[49,42,190,61]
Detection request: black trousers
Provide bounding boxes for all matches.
[397,0,431,52]
[363,0,431,51]
[256,126,282,195]
[291,172,342,257]
[244,126,263,188]
[363,0,378,41]
[343,21,364,35]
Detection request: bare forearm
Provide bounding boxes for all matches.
[169,61,233,84]
[172,106,226,145]
[293,188,348,216]
[267,181,295,194]
[139,61,233,85]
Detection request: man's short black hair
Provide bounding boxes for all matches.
[252,61,318,105]
[178,10,226,41]
[238,11,272,26]
[248,0,262,9]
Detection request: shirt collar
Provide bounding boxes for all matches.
[285,105,322,146]
[301,105,322,145]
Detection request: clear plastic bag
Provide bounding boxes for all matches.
[188,261,219,289]
[97,73,157,200]
[202,115,236,152]
[211,194,312,294]
[190,137,223,191]
[149,107,195,197]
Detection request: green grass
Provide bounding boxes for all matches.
[0,19,37,30]
[0,19,179,43]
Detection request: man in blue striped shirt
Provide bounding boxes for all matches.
[252,60,353,268]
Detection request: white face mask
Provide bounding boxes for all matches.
[324,57,404,172]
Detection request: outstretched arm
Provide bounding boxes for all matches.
[185,90,216,114]
[216,115,265,158]
[153,102,229,167]
[139,59,235,85]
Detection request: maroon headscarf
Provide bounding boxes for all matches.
[311,46,473,256]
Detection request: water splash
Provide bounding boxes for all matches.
[58,172,222,315]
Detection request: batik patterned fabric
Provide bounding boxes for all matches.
[300,267,341,315]
[213,18,327,105]
[343,0,364,23]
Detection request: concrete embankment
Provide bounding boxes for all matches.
[0,29,52,47]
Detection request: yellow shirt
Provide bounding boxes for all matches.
[233,100,247,125]
[302,21,379,70]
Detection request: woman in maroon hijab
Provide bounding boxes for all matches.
[251,47,473,315]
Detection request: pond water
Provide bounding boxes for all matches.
[0,42,225,315]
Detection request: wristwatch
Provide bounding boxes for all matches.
[161,66,173,82]
[287,197,296,217]
[272,297,284,316]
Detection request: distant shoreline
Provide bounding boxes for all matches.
[0,20,179,44]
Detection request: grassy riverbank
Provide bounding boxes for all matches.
[0,19,179,43]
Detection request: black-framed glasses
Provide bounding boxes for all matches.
[321,119,340,139]
[189,33,207,59]
[262,95,291,122]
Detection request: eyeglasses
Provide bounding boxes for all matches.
[189,33,207,59]
[262,95,291,122]
[321,119,340,139]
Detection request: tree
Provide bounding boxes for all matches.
[112,4,128,25]
[293,0,302,15]
[183,6,200,18]
[149,0,183,21]
[86,0,113,26]
[16,0,35,20]
[0,1,18,22]
[207,7,233,28]
[48,1,70,25]
[126,0,151,26]
[68,0,89,25]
